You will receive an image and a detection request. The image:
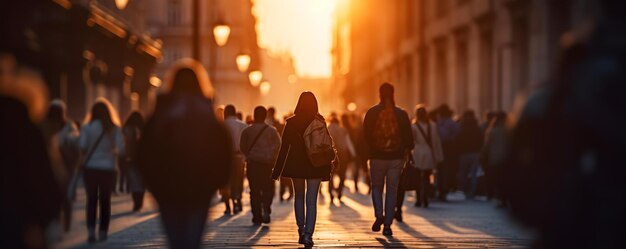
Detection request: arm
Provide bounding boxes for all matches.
[400,110,415,150]
[270,128,281,162]
[239,129,249,155]
[362,110,374,151]
[115,127,125,157]
[272,123,291,180]
[431,124,445,163]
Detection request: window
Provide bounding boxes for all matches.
[456,40,468,111]
[479,31,494,112]
[435,40,448,105]
[167,0,181,26]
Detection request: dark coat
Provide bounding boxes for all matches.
[272,114,331,181]
[137,95,232,209]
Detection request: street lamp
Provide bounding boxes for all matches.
[260,81,271,95]
[236,53,251,72]
[115,0,129,10]
[248,70,263,87]
[149,75,162,88]
[213,21,231,47]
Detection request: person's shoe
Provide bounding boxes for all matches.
[382,227,393,236]
[394,211,403,223]
[235,200,243,213]
[87,229,96,243]
[252,217,262,225]
[298,229,304,244]
[302,232,314,247]
[262,214,271,224]
[98,230,108,242]
[371,217,383,232]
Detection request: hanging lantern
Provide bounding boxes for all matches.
[236,53,251,72]
[248,70,263,87]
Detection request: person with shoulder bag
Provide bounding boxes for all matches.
[240,106,281,225]
[78,98,124,243]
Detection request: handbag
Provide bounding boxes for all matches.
[400,155,419,191]
[66,130,106,200]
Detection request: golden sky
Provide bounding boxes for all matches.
[252,0,336,78]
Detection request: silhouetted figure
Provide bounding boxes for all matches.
[327,113,355,201]
[79,99,125,243]
[40,100,80,232]
[221,105,248,215]
[435,104,459,200]
[396,105,443,217]
[345,113,371,193]
[137,59,232,249]
[241,106,281,225]
[121,112,145,212]
[481,112,508,204]
[363,83,413,236]
[505,2,626,247]
[272,92,334,246]
[455,110,483,200]
[1,53,62,248]
[276,113,294,202]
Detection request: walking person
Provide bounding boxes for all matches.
[456,110,483,200]
[435,104,459,200]
[408,106,444,208]
[137,59,232,249]
[241,106,281,225]
[222,104,248,214]
[121,111,146,212]
[327,113,355,201]
[481,112,508,205]
[79,98,125,243]
[272,92,335,246]
[345,113,371,193]
[363,83,413,236]
[40,100,80,232]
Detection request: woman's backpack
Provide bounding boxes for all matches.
[302,117,336,167]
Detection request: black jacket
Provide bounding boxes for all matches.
[137,95,232,209]
[272,114,331,181]
[363,103,414,160]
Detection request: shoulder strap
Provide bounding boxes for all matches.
[247,125,269,154]
[82,130,107,167]
[416,122,433,148]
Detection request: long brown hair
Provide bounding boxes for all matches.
[294,92,319,119]
[85,98,120,133]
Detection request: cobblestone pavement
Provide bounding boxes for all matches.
[53,180,534,248]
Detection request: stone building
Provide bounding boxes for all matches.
[143,0,261,113]
[335,0,595,116]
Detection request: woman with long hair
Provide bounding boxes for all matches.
[121,111,145,212]
[272,92,333,246]
[79,98,124,243]
[137,58,232,249]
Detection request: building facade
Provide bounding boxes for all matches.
[143,0,261,113]
[336,0,595,117]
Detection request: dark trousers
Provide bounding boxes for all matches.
[329,149,349,197]
[132,192,145,211]
[352,156,371,191]
[279,177,293,200]
[396,169,432,211]
[62,198,72,231]
[246,161,274,220]
[118,167,128,193]
[84,169,116,233]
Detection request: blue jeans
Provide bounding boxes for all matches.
[458,153,480,199]
[292,178,321,234]
[370,159,404,226]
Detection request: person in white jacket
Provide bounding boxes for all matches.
[397,105,444,213]
[79,98,124,243]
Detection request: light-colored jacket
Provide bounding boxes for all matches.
[412,121,444,170]
[224,116,249,153]
[327,122,355,156]
[240,123,281,165]
[79,120,124,171]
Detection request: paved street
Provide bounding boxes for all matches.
[53,180,534,248]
